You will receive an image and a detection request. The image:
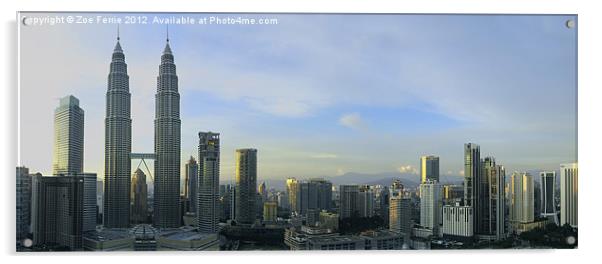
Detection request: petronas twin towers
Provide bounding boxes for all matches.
[104,33,181,228]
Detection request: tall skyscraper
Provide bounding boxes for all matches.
[184,157,198,213]
[339,185,359,219]
[104,35,132,228]
[420,179,442,234]
[131,169,148,224]
[53,95,84,175]
[479,157,506,240]
[197,132,220,233]
[464,143,480,234]
[545,171,558,210]
[560,163,578,227]
[235,148,257,225]
[420,155,440,183]
[16,166,32,242]
[153,36,181,228]
[509,172,534,226]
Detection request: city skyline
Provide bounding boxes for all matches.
[19,13,577,183]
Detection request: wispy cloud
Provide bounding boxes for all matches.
[397,165,418,175]
[310,153,338,159]
[338,113,364,130]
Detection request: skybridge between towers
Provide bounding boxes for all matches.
[130,153,156,182]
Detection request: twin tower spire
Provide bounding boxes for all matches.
[104,26,181,228]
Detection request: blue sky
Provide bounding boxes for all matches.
[19,13,577,183]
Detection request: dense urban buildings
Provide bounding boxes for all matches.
[53,95,84,176]
[104,36,132,228]
[131,169,148,224]
[153,37,182,228]
[420,155,439,183]
[235,148,258,225]
[197,132,221,233]
[560,163,578,227]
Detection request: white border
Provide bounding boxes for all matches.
[2,1,600,264]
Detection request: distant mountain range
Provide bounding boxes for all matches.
[218,168,559,191]
[221,171,464,191]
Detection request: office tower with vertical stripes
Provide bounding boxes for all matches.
[104,35,132,228]
[197,132,220,233]
[540,171,557,224]
[560,163,578,227]
[464,143,480,234]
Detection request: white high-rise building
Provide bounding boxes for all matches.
[509,172,534,226]
[442,205,473,239]
[53,95,84,176]
[560,163,578,227]
[420,180,442,234]
[197,132,220,233]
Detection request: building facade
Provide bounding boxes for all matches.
[339,185,359,219]
[479,157,506,240]
[560,163,578,227]
[420,155,440,183]
[464,143,480,235]
[17,166,32,243]
[184,157,198,214]
[420,180,442,234]
[197,132,220,233]
[442,205,474,241]
[131,169,148,224]
[509,172,534,229]
[53,95,84,176]
[540,171,557,222]
[235,148,258,225]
